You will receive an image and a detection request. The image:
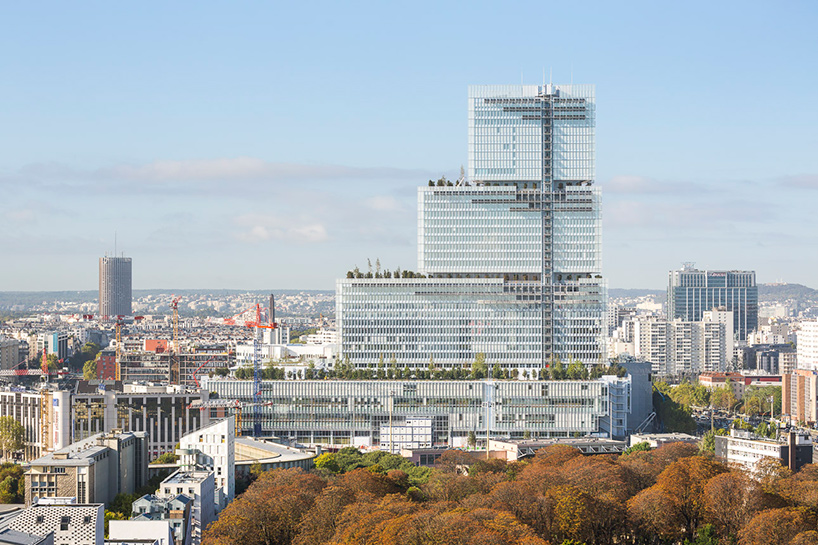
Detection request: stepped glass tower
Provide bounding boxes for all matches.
[337,84,606,372]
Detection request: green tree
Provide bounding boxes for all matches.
[83,357,98,380]
[471,353,487,379]
[104,510,126,538]
[699,431,716,454]
[152,451,178,464]
[654,382,696,434]
[467,431,477,448]
[0,464,24,504]
[623,441,652,456]
[314,452,340,473]
[566,361,588,380]
[0,417,24,461]
[550,357,566,379]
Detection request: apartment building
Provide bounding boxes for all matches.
[24,430,148,507]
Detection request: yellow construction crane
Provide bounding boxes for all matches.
[39,348,51,456]
[188,399,270,438]
[170,295,182,384]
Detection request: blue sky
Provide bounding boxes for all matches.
[2,1,817,290]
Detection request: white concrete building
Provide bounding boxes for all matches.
[3,502,104,545]
[379,417,433,454]
[157,469,214,545]
[177,417,234,511]
[617,312,730,375]
[797,320,818,371]
[109,520,174,545]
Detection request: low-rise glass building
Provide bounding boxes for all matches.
[205,374,638,445]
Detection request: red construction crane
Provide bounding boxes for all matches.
[190,355,218,388]
[209,299,278,437]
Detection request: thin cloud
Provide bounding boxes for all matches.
[101,158,430,183]
[364,195,404,212]
[233,214,329,244]
[778,174,818,190]
[604,175,705,195]
[605,199,775,230]
[0,158,433,194]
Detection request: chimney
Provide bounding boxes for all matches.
[788,430,797,470]
[269,294,275,324]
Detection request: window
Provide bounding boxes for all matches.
[60,516,70,531]
[36,515,44,524]
[83,516,91,524]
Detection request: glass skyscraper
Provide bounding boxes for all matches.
[337,84,606,371]
[667,265,758,341]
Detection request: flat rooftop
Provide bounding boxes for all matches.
[162,470,211,485]
[235,437,316,464]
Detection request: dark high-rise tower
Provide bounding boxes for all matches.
[99,256,132,316]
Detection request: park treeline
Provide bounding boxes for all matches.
[202,443,818,545]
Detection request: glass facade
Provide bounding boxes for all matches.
[667,268,758,341]
[338,83,606,368]
[208,378,631,443]
[337,278,543,367]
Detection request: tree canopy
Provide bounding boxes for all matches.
[0,417,24,461]
[201,442,818,545]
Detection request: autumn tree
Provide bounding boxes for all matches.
[203,468,325,545]
[703,471,764,540]
[628,454,726,542]
[737,507,816,545]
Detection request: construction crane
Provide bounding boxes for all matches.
[40,348,51,456]
[190,355,218,388]
[114,315,125,381]
[208,297,278,437]
[170,296,182,384]
[187,398,272,438]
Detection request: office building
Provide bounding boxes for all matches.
[0,382,210,462]
[177,418,234,511]
[337,84,605,371]
[204,365,650,444]
[99,256,132,317]
[667,265,757,341]
[0,388,72,460]
[24,430,148,507]
[71,382,210,460]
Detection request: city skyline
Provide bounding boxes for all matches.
[2,2,817,291]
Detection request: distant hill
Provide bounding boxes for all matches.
[758,283,818,303]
